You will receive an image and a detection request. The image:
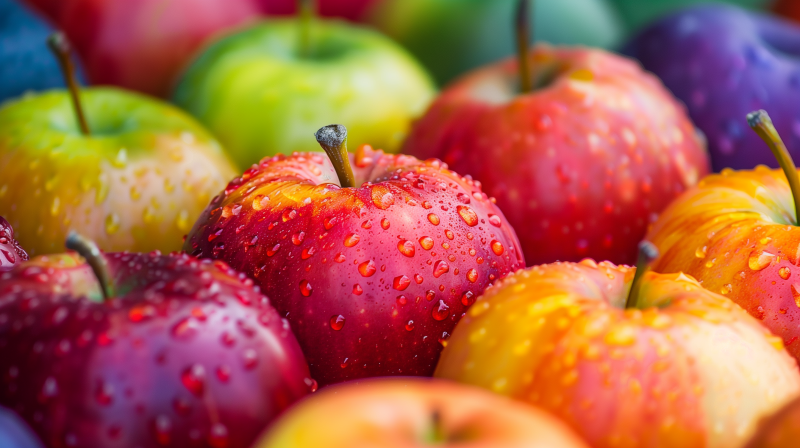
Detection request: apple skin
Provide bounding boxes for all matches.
[0,250,312,448]
[366,0,624,86]
[743,395,800,448]
[24,0,267,98]
[775,0,800,23]
[184,144,525,387]
[645,167,800,362]
[611,0,769,32]
[0,87,238,256]
[257,0,377,21]
[0,406,43,448]
[255,378,590,448]
[623,4,800,171]
[174,19,436,169]
[0,217,27,272]
[403,44,709,267]
[435,260,800,448]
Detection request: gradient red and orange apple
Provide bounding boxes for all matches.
[0,233,312,448]
[436,245,800,448]
[185,125,524,386]
[255,378,590,448]
[403,1,709,266]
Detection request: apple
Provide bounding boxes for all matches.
[435,244,800,448]
[611,0,769,32]
[0,0,84,103]
[366,0,624,86]
[623,3,800,171]
[254,378,590,448]
[0,233,313,448]
[24,0,268,98]
[0,33,237,256]
[0,406,43,448]
[775,0,800,23]
[646,111,800,362]
[0,216,27,272]
[258,0,378,21]
[184,125,525,387]
[743,395,800,448]
[173,17,436,168]
[402,10,709,267]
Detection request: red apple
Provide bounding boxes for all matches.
[403,22,709,266]
[646,110,800,362]
[25,0,267,97]
[257,0,377,21]
[255,378,590,448]
[0,234,312,448]
[0,217,27,272]
[435,246,800,448]
[184,125,524,387]
[743,395,800,448]
[775,0,800,24]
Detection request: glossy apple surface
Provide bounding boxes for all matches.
[611,0,768,31]
[258,0,377,21]
[0,406,43,448]
[743,395,800,448]
[0,216,27,272]
[435,260,800,448]
[255,378,590,448]
[404,44,709,266]
[367,0,624,86]
[174,19,436,168]
[24,0,267,98]
[185,144,524,386]
[0,88,237,255]
[0,250,312,448]
[623,4,800,171]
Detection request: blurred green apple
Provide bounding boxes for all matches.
[366,0,624,86]
[174,19,436,168]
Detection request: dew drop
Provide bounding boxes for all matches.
[720,284,732,294]
[95,380,113,406]
[749,251,775,271]
[105,214,120,235]
[301,247,316,259]
[414,274,423,284]
[445,230,454,240]
[358,260,377,277]
[344,234,360,247]
[381,218,390,230]
[428,214,440,225]
[371,186,395,209]
[208,423,229,448]
[324,216,338,230]
[334,253,346,263]
[432,300,450,321]
[695,246,707,259]
[405,320,415,331]
[457,206,478,226]
[461,291,475,306]
[267,243,281,257]
[292,232,306,246]
[433,260,449,278]
[419,236,434,250]
[353,284,363,295]
[488,214,502,227]
[466,269,478,283]
[181,364,206,396]
[216,366,231,382]
[299,280,312,297]
[393,275,411,291]
[793,284,800,308]
[243,349,258,369]
[780,266,792,280]
[491,240,505,256]
[305,378,318,392]
[426,290,436,301]
[282,209,297,222]
[398,239,415,257]
[396,295,408,306]
[330,315,346,331]
[154,415,171,446]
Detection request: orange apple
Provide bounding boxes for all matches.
[435,250,800,448]
[743,396,800,448]
[254,378,590,448]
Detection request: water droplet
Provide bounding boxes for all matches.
[397,295,408,306]
[428,214,440,225]
[780,266,792,280]
[749,251,775,271]
[243,349,258,369]
[491,240,505,256]
[105,214,120,235]
[488,214,502,227]
[358,260,377,277]
[301,247,316,259]
[300,280,312,297]
[793,284,800,308]
[405,320,415,331]
[292,232,306,245]
[40,377,58,400]
[334,253,346,263]
[324,216,338,230]
[330,315,346,331]
[461,291,475,306]
[433,260,449,278]
[426,290,436,301]
[414,274,423,284]
[432,300,450,321]
[216,366,231,382]
[457,206,478,226]
[208,423,229,448]
[419,236,434,250]
[304,378,318,392]
[720,284,732,294]
[154,415,171,446]
[393,275,411,291]
[381,218,390,230]
[267,243,281,257]
[181,364,206,396]
[445,230,454,240]
[466,269,478,283]
[344,234,360,247]
[353,284,363,295]
[371,186,395,209]
[398,239,415,257]
[695,246,707,259]
[95,380,113,405]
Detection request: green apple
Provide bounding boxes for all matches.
[0,34,237,256]
[366,0,624,86]
[173,19,436,169]
[610,0,770,32]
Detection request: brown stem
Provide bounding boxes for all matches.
[625,241,659,309]
[516,0,532,93]
[47,32,90,135]
[66,232,114,300]
[748,109,800,225]
[315,125,355,188]
[298,0,314,58]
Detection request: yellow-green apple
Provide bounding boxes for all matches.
[403,2,709,267]
[0,217,27,272]
[0,233,313,448]
[184,125,524,387]
[0,33,237,256]
[646,110,800,361]
[743,396,800,448]
[173,18,436,168]
[254,378,590,448]
[435,245,800,448]
[24,0,268,98]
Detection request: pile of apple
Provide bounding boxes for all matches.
[5,0,800,447]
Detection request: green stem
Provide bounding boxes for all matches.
[748,109,800,225]
[516,0,532,93]
[47,32,90,136]
[298,0,314,58]
[315,124,355,188]
[425,410,445,444]
[625,241,659,309]
[66,232,114,300]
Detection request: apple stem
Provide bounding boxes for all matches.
[516,0,533,93]
[315,124,355,188]
[625,241,659,309]
[47,32,90,136]
[427,409,445,443]
[65,232,114,301]
[748,110,800,225]
[298,0,314,58]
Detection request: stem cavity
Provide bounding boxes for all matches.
[625,241,659,309]
[47,32,90,136]
[315,124,355,188]
[66,232,114,301]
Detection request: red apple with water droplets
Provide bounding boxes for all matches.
[0,217,27,272]
[0,234,311,448]
[184,125,524,387]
